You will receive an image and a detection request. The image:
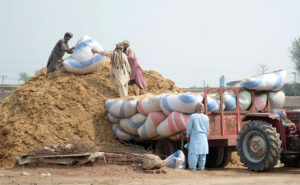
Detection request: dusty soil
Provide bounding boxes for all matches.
[0,164,299,185]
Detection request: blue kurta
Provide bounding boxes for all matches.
[186,113,209,154]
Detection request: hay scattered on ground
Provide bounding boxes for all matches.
[0,58,182,168]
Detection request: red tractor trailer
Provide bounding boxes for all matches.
[152,87,300,171]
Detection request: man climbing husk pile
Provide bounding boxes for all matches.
[0,57,181,168]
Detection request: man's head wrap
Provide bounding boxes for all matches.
[123,40,130,47]
[64,32,73,38]
[196,102,204,113]
[111,43,125,69]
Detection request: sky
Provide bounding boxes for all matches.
[0,0,299,87]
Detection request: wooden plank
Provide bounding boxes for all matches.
[26,152,91,159]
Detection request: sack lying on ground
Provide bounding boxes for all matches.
[160,93,203,115]
[254,93,267,111]
[108,113,119,124]
[112,124,134,141]
[120,113,147,135]
[240,69,287,91]
[157,112,190,137]
[270,90,285,109]
[63,35,105,74]
[137,111,167,139]
[164,150,186,169]
[239,90,252,111]
[105,99,137,118]
[137,95,162,115]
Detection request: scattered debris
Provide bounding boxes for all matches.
[41,172,51,177]
[21,171,30,176]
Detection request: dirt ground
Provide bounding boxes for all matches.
[0,163,300,185]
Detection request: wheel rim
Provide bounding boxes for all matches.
[243,130,267,163]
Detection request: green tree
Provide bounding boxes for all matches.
[282,83,300,96]
[18,72,30,83]
[290,38,300,75]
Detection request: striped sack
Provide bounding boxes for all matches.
[156,112,190,137]
[137,111,167,139]
[222,91,237,111]
[105,99,137,118]
[108,113,119,124]
[207,96,223,112]
[270,90,285,109]
[63,35,105,74]
[254,93,267,111]
[240,69,287,91]
[137,95,162,115]
[160,92,203,115]
[112,124,134,141]
[239,90,252,111]
[120,113,147,135]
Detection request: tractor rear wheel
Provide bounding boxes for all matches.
[281,155,300,167]
[219,147,232,168]
[237,120,281,172]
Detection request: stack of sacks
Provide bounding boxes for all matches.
[63,35,105,74]
[105,93,202,141]
[105,99,138,141]
[105,75,287,141]
[228,69,287,111]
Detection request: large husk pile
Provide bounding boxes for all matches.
[0,58,182,168]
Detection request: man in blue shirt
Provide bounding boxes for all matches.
[186,102,209,171]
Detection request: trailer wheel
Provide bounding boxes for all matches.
[281,155,300,167]
[237,120,281,172]
[205,147,225,168]
[218,147,232,168]
[155,139,176,159]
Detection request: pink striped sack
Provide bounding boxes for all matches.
[137,95,162,115]
[137,111,167,139]
[156,112,191,137]
[254,93,267,111]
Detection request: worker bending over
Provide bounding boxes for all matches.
[47,32,75,74]
[92,43,131,97]
[186,102,209,171]
[122,40,148,91]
